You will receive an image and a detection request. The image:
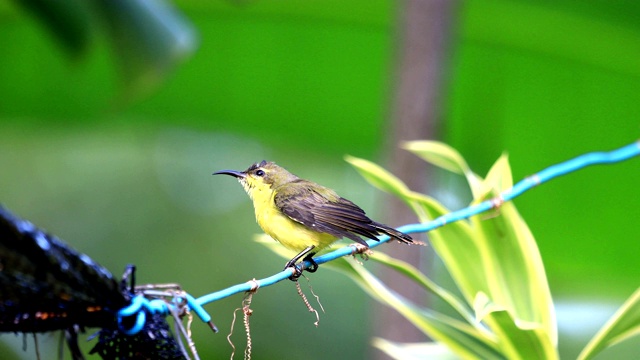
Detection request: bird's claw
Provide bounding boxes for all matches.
[284,257,318,281]
[304,257,318,273]
[287,264,303,281]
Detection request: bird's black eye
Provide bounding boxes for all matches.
[255,170,265,177]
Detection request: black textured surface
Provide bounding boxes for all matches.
[90,312,185,360]
[0,206,186,359]
[0,206,127,332]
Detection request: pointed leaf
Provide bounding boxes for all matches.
[369,251,476,325]
[474,293,558,359]
[336,259,504,360]
[410,152,556,352]
[344,155,410,197]
[345,155,425,218]
[402,140,471,175]
[578,288,640,360]
[471,200,557,345]
[403,141,483,198]
[405,192,492,305]
[484,154,513,190]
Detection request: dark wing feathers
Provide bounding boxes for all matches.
[371,221,413,243]
[274,180,412,245]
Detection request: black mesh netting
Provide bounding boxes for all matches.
[1,204,194,359]
[90,312,186,360]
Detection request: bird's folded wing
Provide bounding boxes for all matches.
[274,181,380,245]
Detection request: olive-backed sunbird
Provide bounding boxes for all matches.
[213,160,413,278]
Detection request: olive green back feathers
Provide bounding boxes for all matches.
[274,179,413,245]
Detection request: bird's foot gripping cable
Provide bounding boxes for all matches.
[286,256,319,281]
[287,264,303,281]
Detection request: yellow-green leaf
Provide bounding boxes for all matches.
[578,288,640,360]
[372,338,460,360]
[403,140,483,198]
[473,293,558,360]
[345,155,425,219]
[369,251,476,325]
[478,153,513,198]
[403,140,471,175]
[339,259,503,360]
[406,192,492,306]
[471,200,557,346]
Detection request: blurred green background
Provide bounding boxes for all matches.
[1,0,639,359]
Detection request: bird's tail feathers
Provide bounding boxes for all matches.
[373,222,413,244]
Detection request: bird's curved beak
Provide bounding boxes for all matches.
[212,170,246,178]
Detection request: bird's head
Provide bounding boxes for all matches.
[213,160,298,198]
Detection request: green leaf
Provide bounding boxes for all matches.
[14,0,197,98]
[253,233,298,258]
[403,141,483,198]
[336,258,504,360]
[369,251,476,325]
[474,293,558,359]
[345,155,425,219]
[402,140,471,175]
[405,192,492,307]
[578,288,640,360]
[344,155,410,197]
[470,201,557,346]
[407,152,557,357]
[372,338,460,360]
[13,0,94,54]
[93,0,197,97]
[478,153,513,198]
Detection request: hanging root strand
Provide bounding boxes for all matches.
[295,277,321,327]
[228,281,258,360]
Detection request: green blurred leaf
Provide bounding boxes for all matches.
[403,140,470,174]
[372,337,460,360]
[14,0,197,98]
[93,0,197,97]
[254,233,297,258]
[345,155,426,219]
[403,140,483,198]
[344,155,411,197]
[369,251,476,325]
[337,258,504,360]
[480,153,512,196]
[13,0,94,54]
[578,287,640,360]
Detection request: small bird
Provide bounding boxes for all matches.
[213,160,412,278]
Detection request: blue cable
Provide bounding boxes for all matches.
[116,140,640,334]
[192,141,640,307]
